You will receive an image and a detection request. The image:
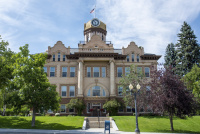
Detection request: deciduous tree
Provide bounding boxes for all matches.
[66,98,85,116]
[13,44,60,127]
[148,66,195,131]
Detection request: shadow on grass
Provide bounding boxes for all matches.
[153,129,200,133]
[0,117,81,130]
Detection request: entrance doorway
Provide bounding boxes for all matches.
[92,103,101,117]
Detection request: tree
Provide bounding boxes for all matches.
[164,43,177,68]
[66,98,85,116]
[103,99,121,116]
[0,36,15,115]
[184,64,200,114]
[175,21,200,76]
[148,66,195,131]
[12,44,60,127]
[119,64,147,113]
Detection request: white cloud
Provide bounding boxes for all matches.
[97,0,200,63]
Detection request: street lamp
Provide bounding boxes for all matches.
[129,83,141,134]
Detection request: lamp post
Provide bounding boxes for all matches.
[129,83,141,134]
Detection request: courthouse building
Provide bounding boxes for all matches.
[44,18,161,116]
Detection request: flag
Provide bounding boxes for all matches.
[90,8,95,13]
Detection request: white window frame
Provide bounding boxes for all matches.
[50,67,55,77]
[69,86,75,97]
[87,67,91,77]
[61,86,67,97]
[70,67,75,77]
[117,67,123,77]
[93,67,100,77]
[62,67,67,77]
[101,67,106,77]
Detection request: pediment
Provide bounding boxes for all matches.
[48,41,70,54]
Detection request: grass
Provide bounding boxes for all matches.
[0,116,84,130]
[112,116,200,133]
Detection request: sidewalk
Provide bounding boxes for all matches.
[0,128,195,134]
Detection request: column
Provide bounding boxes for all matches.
[110,60,115,96]
[78,60,83,97]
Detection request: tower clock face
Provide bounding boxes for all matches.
[91,18,100,27]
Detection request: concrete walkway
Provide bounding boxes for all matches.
[0,128,195,134]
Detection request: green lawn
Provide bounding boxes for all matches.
[112,116,200,133]
[0,116,84,130]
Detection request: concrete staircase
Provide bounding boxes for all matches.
[85,117,112,128]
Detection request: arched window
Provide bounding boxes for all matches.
[87,86,106,97]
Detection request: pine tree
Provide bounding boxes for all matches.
[175,21,200,76]
[164,43,177,68]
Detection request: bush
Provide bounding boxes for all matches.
[103,99,121,116]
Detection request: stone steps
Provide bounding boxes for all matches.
[86,117,112,128]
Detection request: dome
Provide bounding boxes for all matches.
[84,19,106,31]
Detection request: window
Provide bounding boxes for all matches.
[60,105,66,113]
[102,34,104,41]
[69,86,75,97]
[43,67,47,75]
[93,67,100,77]
[87,67,91,77]
[53,54,55,61]
[92,86,100,96]
[61,86,67,97]
[145,67,150,77]
[87,103,91,113]
[58,52,60,61]
[102,67,106,77]
[118,86,123,96]
[117,67,123,77]
[125,67,130,76]
[146,86,151,91]
[63,55,65,61]
[127,55,129,62]
[132,53,134,62]
[47,109,53,113]
[103,89,106,96]
[69,108,74,113]
[137,67,142,77]
[62,67,67,77]
[87,35,89,42]
[70,67,75,77]
[118,106,124,112]
[137,54,140,62]
[50,67,55,77]
[87,89,91,96]
[126,106,132,112]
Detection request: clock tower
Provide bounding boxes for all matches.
[84,18,107,42]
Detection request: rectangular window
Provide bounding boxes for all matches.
[125,67,130,76]
[145,67,150,77]
[69,108,74,113]
[127,55,129,62]
[47,109,53,113]
[126,106,132,112]
[69,86,75,97]
[50,67,55,77]
[43,67,47,75]
[70,67,75,77]
[137,54,140,62]
[87,67,91,77]
[117,67,123,77]
[118,86,123,96]
[93,67,100,77]
[60,105,66,113]
[87,103,91,113]
[102,67,106,77]
[93,86,100,96]
[118,106,124,112]
[63,55,65,61]
[61,86,67,97]
[53,55,55,61]
[58,52,60,61]
[132,53,134,62]
[137,67,142,77]
[62,67,67,77]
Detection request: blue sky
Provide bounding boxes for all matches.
[0,0,200,63]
